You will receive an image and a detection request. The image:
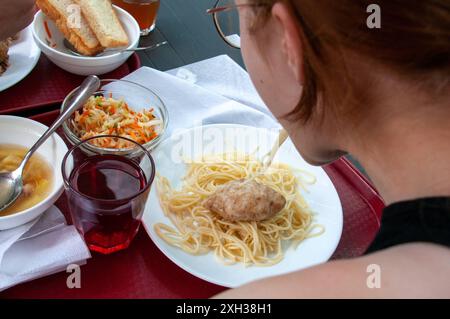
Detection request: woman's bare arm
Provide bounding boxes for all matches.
[214,243,450,298]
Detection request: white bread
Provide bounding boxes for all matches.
[0,39,10,75]
[36,0,104,56]
[74,0,129,48]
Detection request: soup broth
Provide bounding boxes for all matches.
[0,145,53,217]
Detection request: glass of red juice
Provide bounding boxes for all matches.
[62,135,155,254]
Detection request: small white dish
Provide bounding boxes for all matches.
[142,124,343,288]
[0,116,68,230]
[0,25,40,92]
[31,6,140,76]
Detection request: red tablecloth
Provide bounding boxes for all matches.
[0,54,141,116]
[1,109,384,299]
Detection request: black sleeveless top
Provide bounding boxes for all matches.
[365,197,450,253]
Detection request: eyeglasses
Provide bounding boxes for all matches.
[206,0,268,49]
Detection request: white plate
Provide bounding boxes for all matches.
[142,124,343,288]
[0,25,40,92]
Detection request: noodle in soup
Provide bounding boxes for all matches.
[0,145,53,217]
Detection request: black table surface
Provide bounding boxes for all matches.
[137,0,244,71]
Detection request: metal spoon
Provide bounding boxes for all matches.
[63,39,167,57]
[0,75,101,212]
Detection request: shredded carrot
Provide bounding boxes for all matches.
[44,20,52,39]
[71,96,162,149]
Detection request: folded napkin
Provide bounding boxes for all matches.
[122,58,280,135]
[167,55,268,115]
[0,206,90,291]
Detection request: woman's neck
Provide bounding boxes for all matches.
[347,86,450,205]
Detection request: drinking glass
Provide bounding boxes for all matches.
[113,0,161,36]
[62,135,155,254]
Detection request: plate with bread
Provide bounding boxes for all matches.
[32,0,140,75]
[0,26,40,92]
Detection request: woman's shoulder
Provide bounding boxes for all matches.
[353,242,450,298]
[215,242,450,298]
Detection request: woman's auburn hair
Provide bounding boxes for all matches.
[248,0,450,122]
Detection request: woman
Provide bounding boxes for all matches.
[215,0,450,298]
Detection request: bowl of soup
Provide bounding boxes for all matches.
[0,116,67,230]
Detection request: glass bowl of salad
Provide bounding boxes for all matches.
[61,79,169,155]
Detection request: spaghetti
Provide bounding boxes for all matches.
[155,153,324,266]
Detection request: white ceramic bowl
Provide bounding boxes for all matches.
[0,116,68,230]
[31,6,140,75]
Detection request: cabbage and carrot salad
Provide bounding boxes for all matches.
[71,95,162,149]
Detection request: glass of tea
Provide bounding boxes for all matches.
[112,0,161,36]
[62,136,155,254]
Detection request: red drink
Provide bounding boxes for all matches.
[68,155,148,254]
[70,155,146,200]
[62,136,155,254]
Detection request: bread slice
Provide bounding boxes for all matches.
[74,0,129,48]
[0,39,10,75]
[36,0,104,56]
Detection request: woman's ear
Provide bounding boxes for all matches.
[271,2,305,84]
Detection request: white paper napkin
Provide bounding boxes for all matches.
[0,206,91,291]
[121,58,280,135]
[167,55,268,114]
